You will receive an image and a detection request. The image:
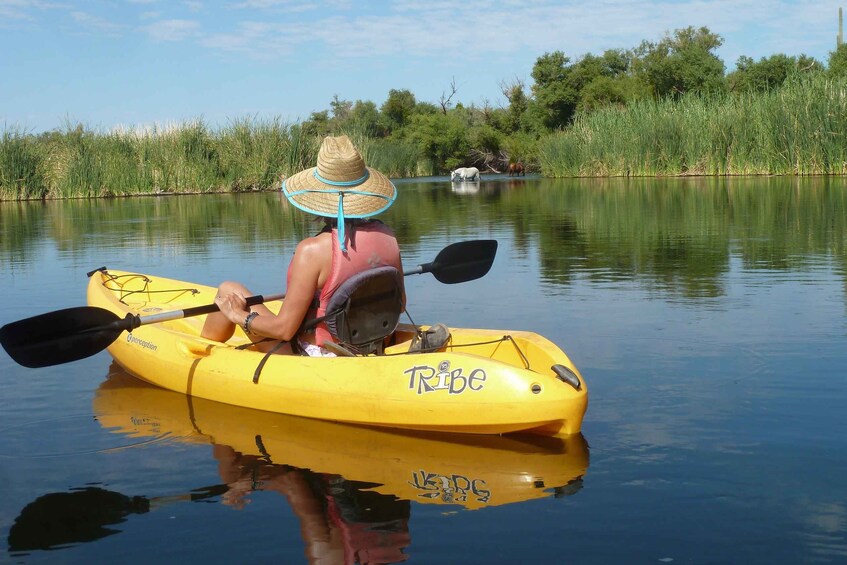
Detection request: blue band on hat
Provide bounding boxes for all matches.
[284,187,395,204]
[283,187,396,211]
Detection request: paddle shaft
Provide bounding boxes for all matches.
[136,292,286,328]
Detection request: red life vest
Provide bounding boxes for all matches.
[290,221,403,346]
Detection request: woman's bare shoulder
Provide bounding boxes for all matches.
[293,231,332,259]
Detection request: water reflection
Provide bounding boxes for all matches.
[214,448,412,564]
[7,484,226,553]
[3,176,845,301]
[450,180,479,195]
[7,368,589,559]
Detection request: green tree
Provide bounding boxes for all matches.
[527,48,649,131]
[727,54,823,92]
[380,89,417,132]
[796,54,824,73]
[573,49,649,112]
[413,100,439,116]
[301,110,331,137]
[502,131,537,168]
[828,43,847,76]
[329,95,352,124]
[634,26,726,97]
[499,78,529,133]
[408,111,470,172]
[469,124,503,163]
[578,75,650,112]
[528,51,579,131]
[347,100,382,136]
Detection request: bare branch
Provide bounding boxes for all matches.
[439,76,458,114]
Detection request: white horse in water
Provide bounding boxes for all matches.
[451,167,480,182]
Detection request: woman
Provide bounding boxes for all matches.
[201,135,403,356]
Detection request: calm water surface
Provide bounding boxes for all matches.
[1,175,846,563]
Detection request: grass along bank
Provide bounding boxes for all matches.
[0,119,424,201]
[538,74,847,177]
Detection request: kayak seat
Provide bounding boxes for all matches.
[319,266,404,355]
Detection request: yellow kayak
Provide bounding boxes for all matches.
[86,268,588,436]
[94,368,590,510]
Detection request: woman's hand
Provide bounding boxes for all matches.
[215,291,250,325]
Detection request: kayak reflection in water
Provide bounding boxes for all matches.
[213,444,411,564]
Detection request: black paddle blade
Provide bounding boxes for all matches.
[0,307,124,368]
[7,483,228,552]
[7,487,147,552]
[428,239,498,284]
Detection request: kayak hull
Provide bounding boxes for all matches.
[86,269,588,436]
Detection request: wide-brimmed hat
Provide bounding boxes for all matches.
[282,135,396,223]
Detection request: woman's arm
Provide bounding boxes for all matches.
[214,235,330,342]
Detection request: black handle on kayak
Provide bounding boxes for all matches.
[0,240,497,368]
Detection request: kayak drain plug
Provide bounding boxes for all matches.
[552,364,581,391]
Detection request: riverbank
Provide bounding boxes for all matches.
[0,121,421,201]
[4,74,847,201]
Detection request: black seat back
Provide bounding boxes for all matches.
[322,266,403,354]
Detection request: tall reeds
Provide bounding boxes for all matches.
[538,73,847,177]
[0,130,48,200]
[0,119,423,200]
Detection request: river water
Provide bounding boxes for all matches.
[1,175,845,563]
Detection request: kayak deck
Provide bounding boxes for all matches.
[87,269,588,436]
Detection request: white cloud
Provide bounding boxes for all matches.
[141,18,201,41]
[70,11,125,35]
[4,0,842,69]
[200,20,299,58]
[184,0,841,65]
[232,0,316,11]
[0,0,63,21]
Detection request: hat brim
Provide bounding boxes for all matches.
[281,167,397,218]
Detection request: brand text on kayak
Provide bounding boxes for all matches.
[408,469,491,504]
[404,360,486,395]
[127,334,158,351]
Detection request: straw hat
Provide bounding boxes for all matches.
[281,135,396,219]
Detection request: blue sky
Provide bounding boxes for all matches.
[2,1,844,134]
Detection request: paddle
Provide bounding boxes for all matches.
[409,238,497,284]
[7,484,227,552]
[0,239,497,368]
